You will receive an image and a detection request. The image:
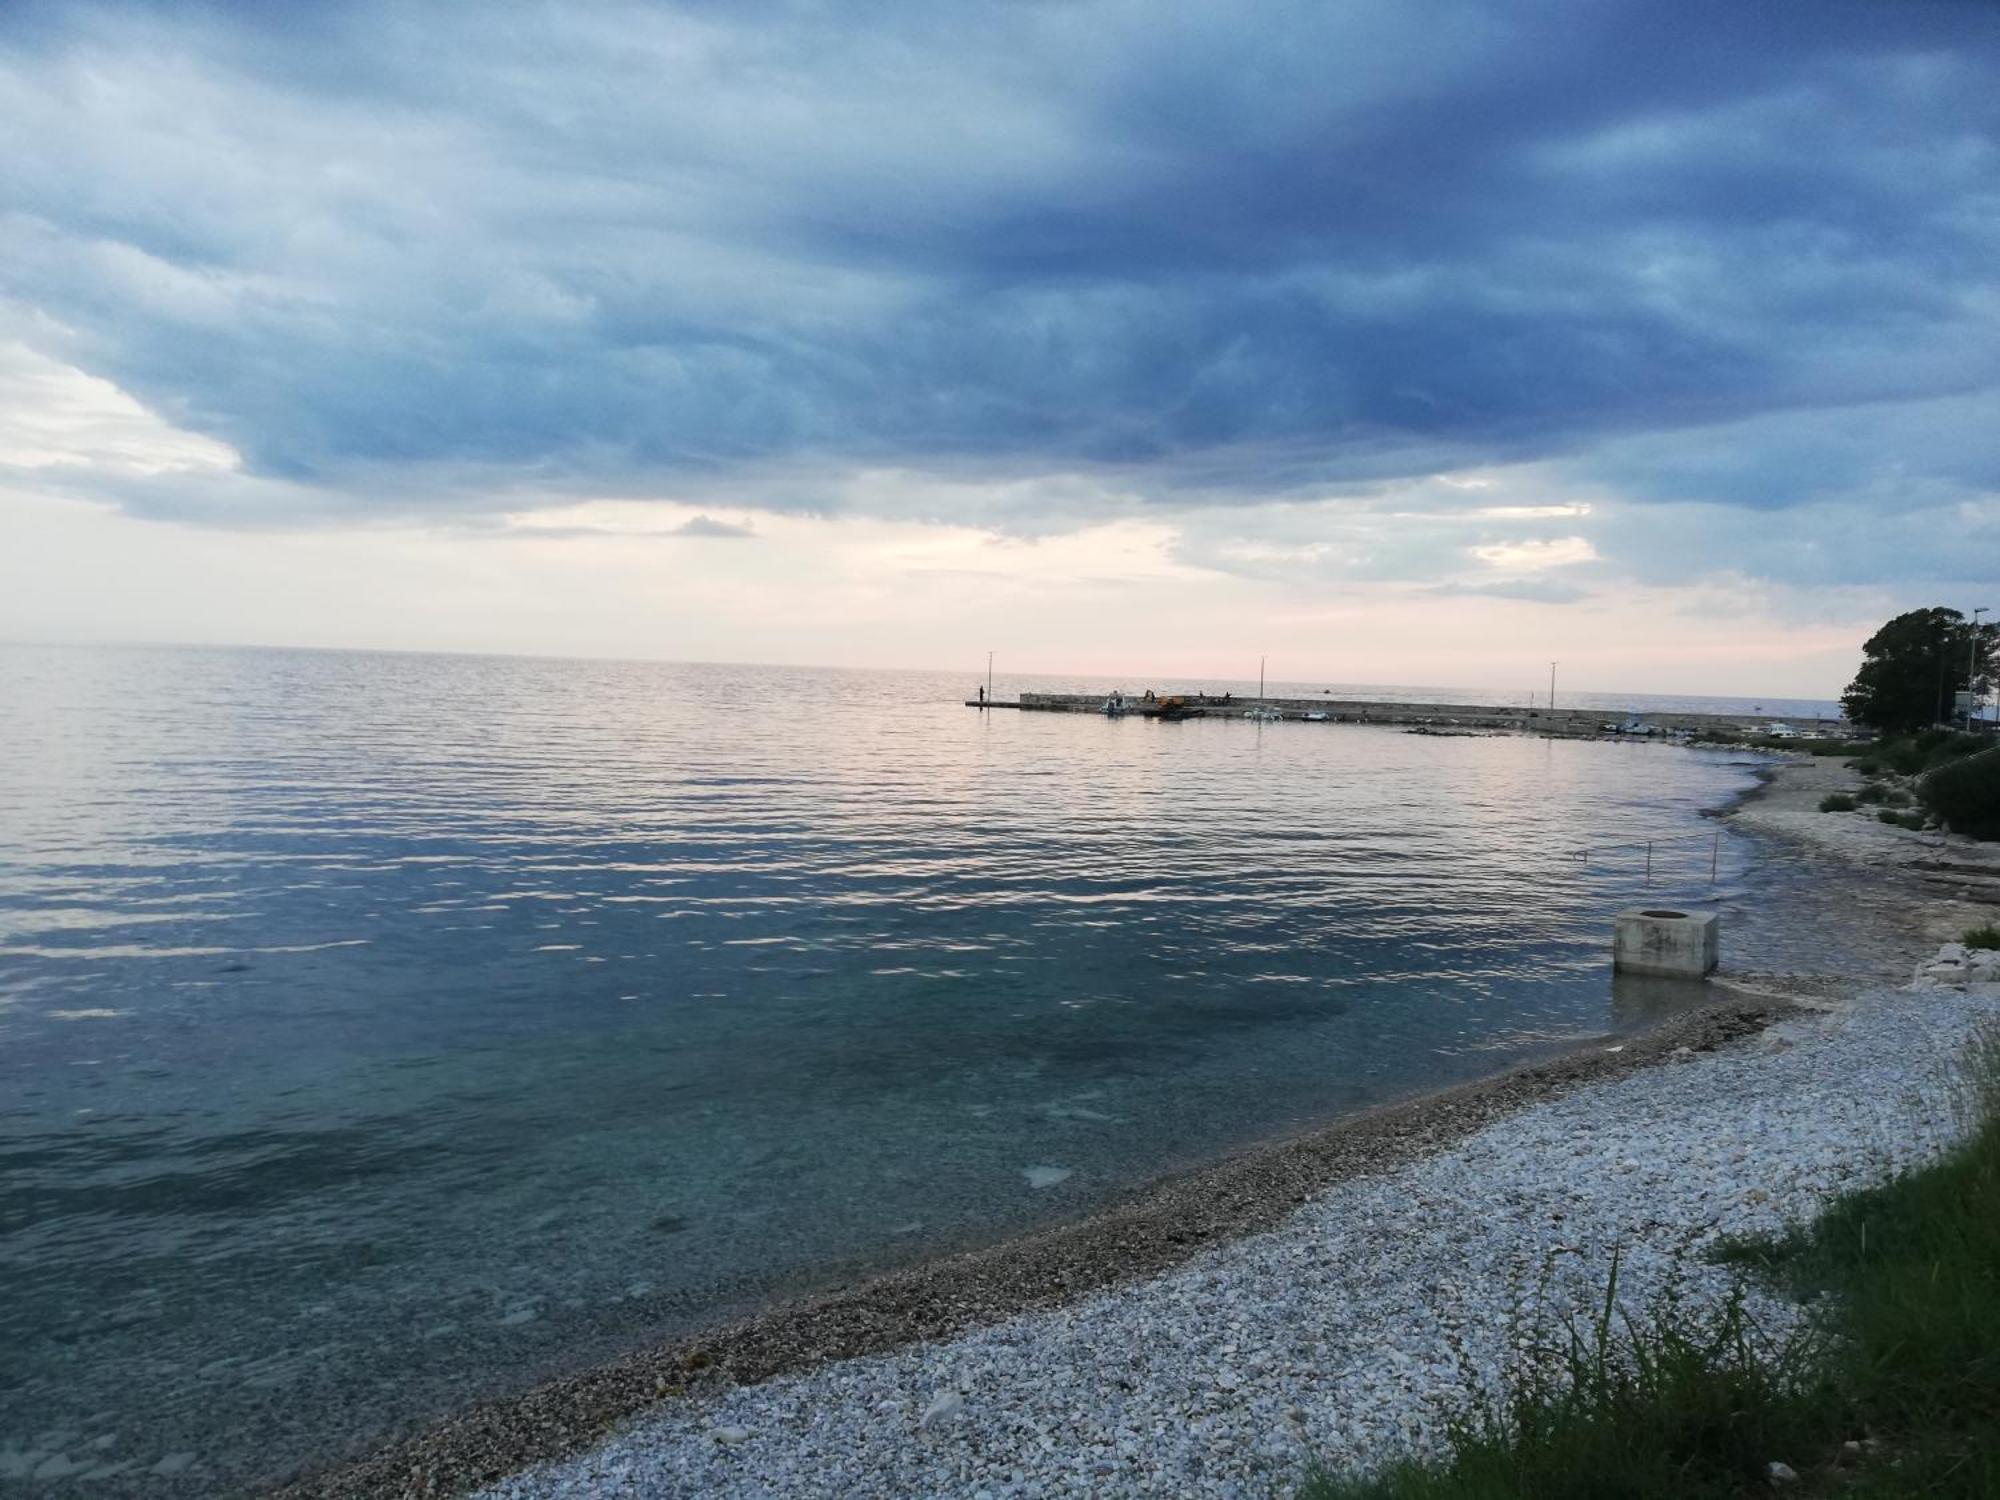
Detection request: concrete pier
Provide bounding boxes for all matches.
[965,691,1845,738]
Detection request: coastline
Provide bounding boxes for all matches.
[266,752,1979,1500]
[273,999,1796,1500]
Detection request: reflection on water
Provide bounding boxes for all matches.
[1609,969,1717,1029]
[0,646,1768,1491]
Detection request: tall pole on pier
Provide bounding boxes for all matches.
[1549,660,1558,711]
[1259,655,1266,703]
[987,651,994,708]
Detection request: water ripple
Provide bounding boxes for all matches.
[0,645,1768,1491]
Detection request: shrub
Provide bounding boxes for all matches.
[1849,733,1983,777]
[1918,745,2000,840]
[1819,793,1858,813]
[1886,788,1912,807]
[1877,809,1902,825]
[1882,739,1932,776]
[1856,783,1890,805]
[1925,737,1987,772]
[1966,925,2000,951]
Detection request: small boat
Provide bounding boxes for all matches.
[1245,705,1284,722]
[1102,690,1132,717]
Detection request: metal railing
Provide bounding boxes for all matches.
[1569,829,1724,885]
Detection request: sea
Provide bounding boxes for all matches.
[0,645,1841,1491]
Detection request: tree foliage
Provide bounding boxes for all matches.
[1841,607,1997,734]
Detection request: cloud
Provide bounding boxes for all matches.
[1468,536,1599,572]
[1427,579,1591,605]
[670,514,754,538]
[0,337,236,476]
[0,0,1993,610]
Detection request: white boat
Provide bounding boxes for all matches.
[1102,690,1132,717]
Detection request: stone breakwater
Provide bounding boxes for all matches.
[1003,692,1846,737]
[480,974,1999,1500]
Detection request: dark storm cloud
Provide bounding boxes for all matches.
[2,0,1996,553]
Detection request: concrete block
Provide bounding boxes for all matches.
[1613,907,1719,978]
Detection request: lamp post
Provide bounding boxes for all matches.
[987,650,994,707]
[1972,608,1990,730]
[1548,660,1558,711]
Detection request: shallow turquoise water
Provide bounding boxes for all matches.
[0,646,1773,1491]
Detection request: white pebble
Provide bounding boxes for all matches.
[918,1391,964,1429]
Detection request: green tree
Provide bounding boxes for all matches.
[1841,607,1996,734]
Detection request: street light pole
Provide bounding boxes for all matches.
[1548,660,1558,711]
[987,651,994,708]
[1937,620,1950,727]
[1972,608,1990,729]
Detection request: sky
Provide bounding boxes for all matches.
[2,0,1996,697]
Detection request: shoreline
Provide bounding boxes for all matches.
[268,753,1946,1500]
[484,972,1997,1498]
[277,1003,1798,1500]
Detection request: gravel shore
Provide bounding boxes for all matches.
[1724,750,2000,886]
[483,980,1997,1499]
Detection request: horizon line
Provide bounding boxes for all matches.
[0,634,1847,705]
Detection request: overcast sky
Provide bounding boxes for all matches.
[2,0,1995,696]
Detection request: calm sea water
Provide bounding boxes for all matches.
[0,647,1793,1491]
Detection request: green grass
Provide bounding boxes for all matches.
[1302,1028,2000,1499]
[1301,1269,1836,1500]
[1820,793,1858,813]
[1745,1030,2000,1496]
[1965,925,2000,951]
